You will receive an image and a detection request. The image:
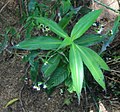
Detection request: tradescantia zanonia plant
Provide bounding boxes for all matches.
[14,9,110,103]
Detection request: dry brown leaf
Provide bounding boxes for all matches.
[99,101,108,112]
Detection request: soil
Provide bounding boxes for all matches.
[0,0,120,112]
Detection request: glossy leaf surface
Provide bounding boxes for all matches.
[41,54,61,78]
[46,66,68,89]
[75,34,105,46]
[82,47,110,71]
[34,17,69,38]
[69,44,84,100]
[14,36,62,50]
[71,9,102,40]
[58,11,74,29]
[77,45,106,89]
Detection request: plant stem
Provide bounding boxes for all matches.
[93,0,119,13]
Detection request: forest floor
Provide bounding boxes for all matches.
[0,0,120,112]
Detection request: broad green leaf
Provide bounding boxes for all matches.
[14,36,62,50]
[75,34,105,46]
[46,66,68,89]
[58,11,74,29]
[34,17,69,39]
[76,45,106,89]
[81,47,110,71]
[41,54,61,78]
[71,9,102,40]
[69,43,84,101]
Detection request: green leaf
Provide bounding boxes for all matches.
[25,23,34,38]
[71,9,102,40]
[112,15,120,34]
[46,66,68,89]
[0,34,8,53]
[82,47,110,71]
[34,17,69,39]
[75,34,105,46]
[22,51,40,63]
[69,43,84,102]
[41,54,61,78]
[58,11,74,29]
[65,77,74,93]
[57,37,72,50]
[76,45,106,89]
[101,15,120,53]
[28,0,37,11]
[30,61,39,82]
[4,98,19,108]
[60,0,71,15]
[14,36,62,50]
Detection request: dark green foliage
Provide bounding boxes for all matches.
[2,0,119,105]
[46,66,69,89]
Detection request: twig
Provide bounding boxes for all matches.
[84,86,89,108]
[19,84,26,112]
[111,69,120,74]
[24,0,28,16]
[18,0,23,17]
[85,81,99,111]
[93,0,119,13]
[0,0,10,13]
[105,76,120,83]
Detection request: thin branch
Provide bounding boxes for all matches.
[105,76,120,83]
[19,84,26,112]
[0,0,10,13]
[93,0,119,13]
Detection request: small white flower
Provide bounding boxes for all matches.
[33,85,38,89]
[58,13,61,21]
[110,30,113,35]
[33,85,40,91]
[97,25,104,34]
[25,78,28,80]
[93,23,97,27]
[48,98,51,100]
[44,61,48,65]
[16,44,19,47]
[38,82,42,86]
[40,24,44,28]
[43,84,47,89]
[45,26,50,32]
[36,87,40,91]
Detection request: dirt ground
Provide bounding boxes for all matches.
[0,0,120,112]
[0,55,120,112]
